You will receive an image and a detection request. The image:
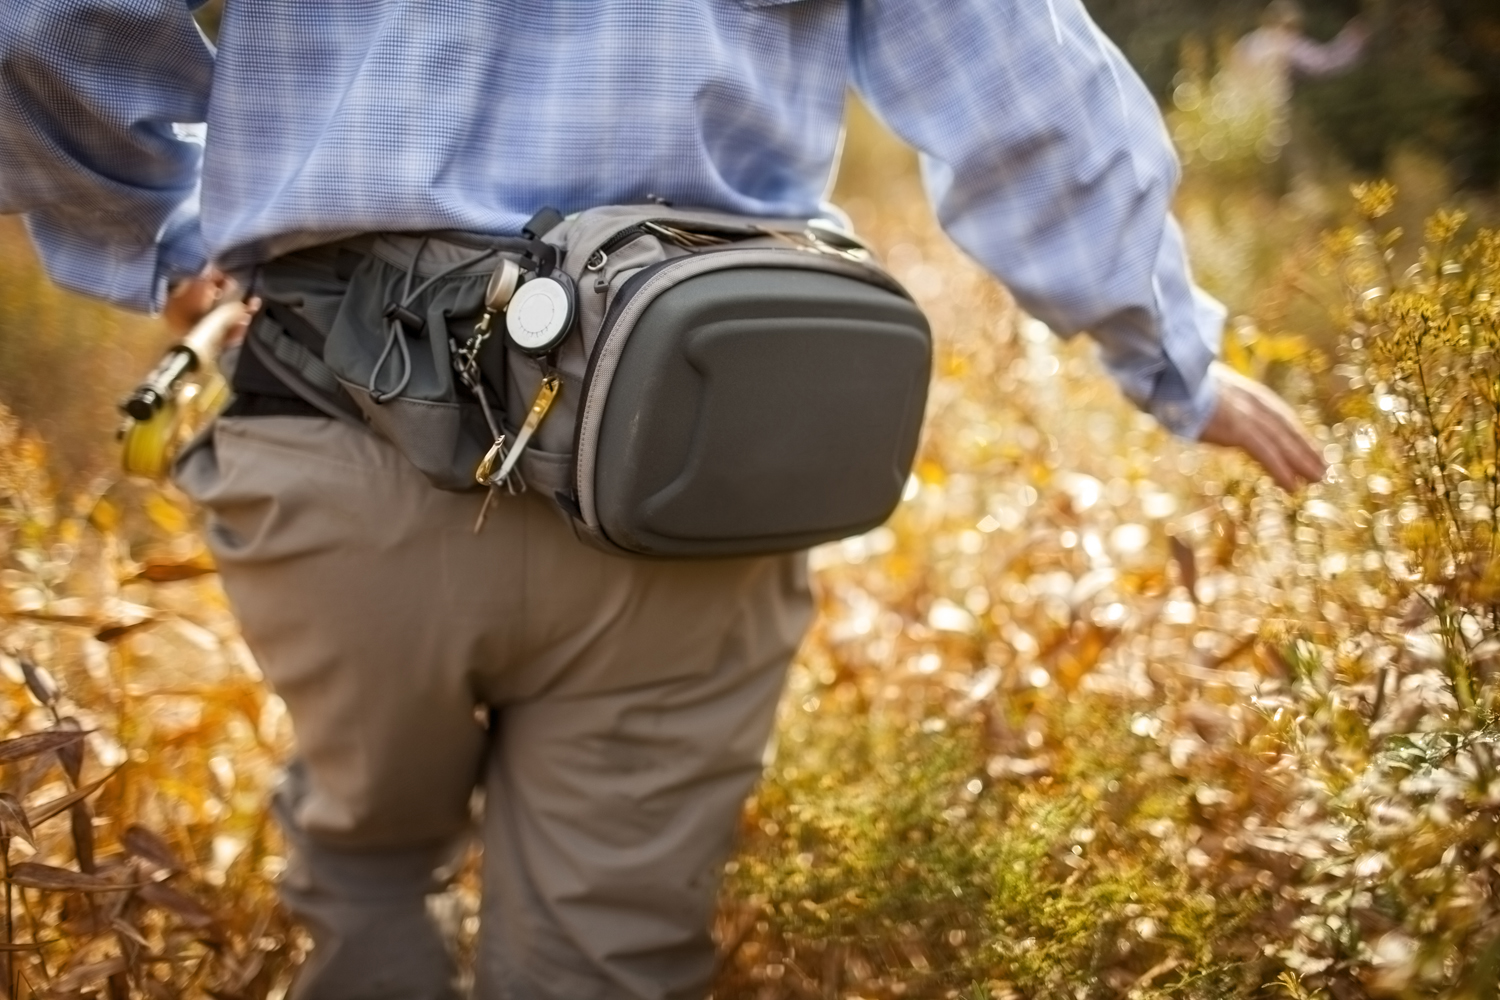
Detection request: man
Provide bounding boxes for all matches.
[0,2,1325,998]
[1229,0,1368,112]
[1220,0,1369,178]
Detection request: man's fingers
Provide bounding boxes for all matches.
[1197,367,1328,492]
[1255,405,1324,486]
[1245,426,1300,492]
[1267,401,1328,485]
[162,268,231,336]
[224,297,260,349]
[1259,412,1325,490]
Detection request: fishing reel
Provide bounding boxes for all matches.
[118,302,247,478]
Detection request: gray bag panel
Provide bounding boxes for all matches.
[590,267,930,558]
[572,245,912,532]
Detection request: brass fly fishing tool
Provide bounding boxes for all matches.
[477,373,560,487]
[469,368,562,533]
[118,301,247,478]
[458,257,528,531]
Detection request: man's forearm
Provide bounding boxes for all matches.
[0,0,215,312]
[851,0,1222,439]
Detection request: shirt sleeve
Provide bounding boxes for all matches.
[849,0,1224,439]
[0,1,215,313]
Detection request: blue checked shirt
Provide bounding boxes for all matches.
[0,0,1223,436]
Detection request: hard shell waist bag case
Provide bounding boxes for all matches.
[241,205,933,558]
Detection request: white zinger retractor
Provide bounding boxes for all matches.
[505,273,575,355]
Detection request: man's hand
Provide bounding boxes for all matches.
[1197,362,1327,492]
[163,268,257,350]
[162,268,232,336]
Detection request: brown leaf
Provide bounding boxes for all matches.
[0,728,90,766]
[0,792,35,846]
[1399,593,1435,630]
[110,917,152,950]
[121,826,185,874]
[137,882,217,929]
[0,940,55,952]
[143,980,176,1000]
[128,556,217,584]
[232,952,267,992]
[93,619,155,643]
[10,601,96,627]
[18,655,58,709]
[53,718,84,783]
[8,862,130,893]
[27,770,117,827]
[1169,535,1198,601]
[50,955,127,993]
[70,798,95,874]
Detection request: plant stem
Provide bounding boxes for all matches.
[3,833,13,1000]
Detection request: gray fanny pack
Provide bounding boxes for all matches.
[247,204,932,558]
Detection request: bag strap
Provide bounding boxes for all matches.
[243,302,366,426]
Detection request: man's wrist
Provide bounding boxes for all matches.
[156,209,209,300]
[1149,366,1220,440]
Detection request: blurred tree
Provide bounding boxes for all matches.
[1084,0,1266,97]
[1083,0,1500,189]
[1297,0,1465,176]
[0,220,170,487]
[1432,0,1500,187]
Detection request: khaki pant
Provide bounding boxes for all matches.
[175,415,811,1000]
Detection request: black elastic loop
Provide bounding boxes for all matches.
[530,242,560,277]
[521,206,565,241]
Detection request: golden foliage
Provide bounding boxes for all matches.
[0,426,298,998]
[715,153,1500,997]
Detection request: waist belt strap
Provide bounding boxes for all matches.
[236,302,365,426]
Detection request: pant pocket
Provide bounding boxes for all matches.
[172,416,369,565]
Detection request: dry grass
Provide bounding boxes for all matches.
[0,425,299,997]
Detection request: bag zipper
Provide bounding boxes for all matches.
[577,219,768,275]
[583,225,650,272]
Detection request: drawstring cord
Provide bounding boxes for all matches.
[368,238,499,403]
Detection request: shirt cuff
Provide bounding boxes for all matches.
[1146,285,1224,439]
[157,205,209,289]
[21,201,207,315]
[1150,365,1219,440]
